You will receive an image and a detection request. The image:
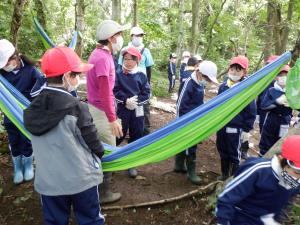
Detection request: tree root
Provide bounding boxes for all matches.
[102,181,222,210]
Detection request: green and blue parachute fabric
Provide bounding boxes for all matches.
[286,58,300,109]
[0,52,291,172]
[33,17,78,50]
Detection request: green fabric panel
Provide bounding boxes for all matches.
[286,59,300,109]
[102,64,283,171]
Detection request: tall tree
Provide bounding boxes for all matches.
[112,0,121,22]
[189,0,200,54]
[132,0,137,26]
[175,0,185,59]
[33,0,46,28]
[75,0,85,57]
[10,0,29,46]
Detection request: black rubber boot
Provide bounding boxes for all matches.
[230,163,239,177]
[186,154,201,185]
[217,159,230,181]
[174,152,187,173]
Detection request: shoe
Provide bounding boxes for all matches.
[100,190,122,204]
[217,159,230,181]
[22,155,34,181]
[174,152,187,173]
[128,168,138,178]
[186,154,201,185]
[12,155,24,184]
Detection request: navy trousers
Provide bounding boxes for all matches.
[216,127,242,164]
[4,118,32,157]
[117,106,144,145]
[41,186,104,225]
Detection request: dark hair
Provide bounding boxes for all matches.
[123,53,138,62]
[98,39,109,46]
[46,75,64,84]
[187,57,199,67]
[229,64,244,71]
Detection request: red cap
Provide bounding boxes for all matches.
[122,47,142,62]
[229,55,249,70]
[41,47,93,78]
[281,135,300,169]
[280,65,290,73]
[266,55,279,64]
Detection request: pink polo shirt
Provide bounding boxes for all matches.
[87,48,116,122]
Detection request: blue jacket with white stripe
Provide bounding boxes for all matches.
[177,77,204,117]
[216,157,300,225]
[218,81,256,132]
[260,87,293,125]
[114,70,150,106]
[168,62,176,78]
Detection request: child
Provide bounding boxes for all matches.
[179,50,191,78]
[216,135,300,225]
[168,53,177,92]
[176,60,218,185]
[259,65,292,156]
[114,47,150,178]
[0,39,44,184]
[179,56,199,84]
[23,47,105,225]
[216,56,256,181]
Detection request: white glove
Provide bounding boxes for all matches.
[275,94,289,107]
[172,75,175,80]
[241,131,250,143]
[261,213,281,225]
[126,96,138,110]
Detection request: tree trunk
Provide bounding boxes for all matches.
[10,0,29,46]
[280,0,294,53]
[263,1,275,62]
[175,0,185,60]
[33,0,46,28]
[189,0,200,54]
[75,0,85,57]
[272,1,282,55]
[203,0,227,58]
[112,0,121,23]
[132,0,137,26]
[290,30,300,67]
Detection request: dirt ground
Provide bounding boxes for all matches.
[0,93,295,225]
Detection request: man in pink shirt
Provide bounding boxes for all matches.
[87,20,124,204]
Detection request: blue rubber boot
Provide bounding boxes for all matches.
[22,155,34,181]
[12,156,24,184]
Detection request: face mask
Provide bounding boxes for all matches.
[112,36,124,53]
[281,170,300,189]
[183,58,188,64]
[3,63,17,72]
[64,75,80,92]
[132,37,143,47]
[277,76,287,86]
[122,64,138,73]
[199,80,207,87]
[228,73,242,82]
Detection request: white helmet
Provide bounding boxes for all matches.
[130,26,145,36]
[0,39,15,69]
[198,60,218,84]
[194,54,202,61]
[96,20,126,41]
[182,51,191,58]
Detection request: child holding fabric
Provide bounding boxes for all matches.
[176,60,218,185]
[0,39,44,184]
[216,56,257,181]
[114,47,150,178]
[259,65,292,156]
[216,135,300,225]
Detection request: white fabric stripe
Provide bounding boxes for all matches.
[115,98,124,103]
[96,185,105,221]
[139,99,149,104]
[176,77,191,116]
[44,86,73,96]
[219,162,271,198]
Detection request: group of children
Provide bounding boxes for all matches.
[0,17,299,224]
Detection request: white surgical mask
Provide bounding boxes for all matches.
[132,37,143,47]
[112,36,124,54]
[228,73,242,82]
[281,170,300,189]
[3,63,17,72]
[199,80,207,87]
[64,75,80,92]
[122,64,138,73]
[277,76,287,86]
[183,58,188,64]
